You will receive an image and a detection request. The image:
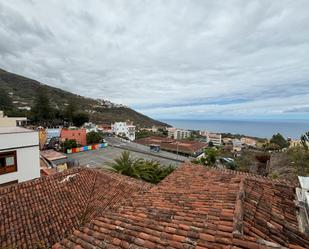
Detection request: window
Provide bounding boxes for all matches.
[0,151,17,175]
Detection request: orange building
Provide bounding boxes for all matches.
[60,128,87,145]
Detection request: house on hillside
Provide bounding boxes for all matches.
[111,122,136,141]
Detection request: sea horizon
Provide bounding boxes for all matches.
[161,118,309,139]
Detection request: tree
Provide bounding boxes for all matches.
[109,151,174,184]
[208,141,214,147]
[204,148,218,165]
[0,90,13,111]
[270,133,289,149]
[301,132,309,151]
[62,139,77,152]
[72,111,89,127]
[31,88,54,122]
[108,151,138,177]
[87,131,103,144]
[64,99,77,122]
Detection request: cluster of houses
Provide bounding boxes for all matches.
[0,110,138,186]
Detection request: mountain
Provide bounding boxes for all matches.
[0,68,169,127]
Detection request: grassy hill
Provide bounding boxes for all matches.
[0,68,169,127]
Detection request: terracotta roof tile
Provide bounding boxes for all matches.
[53,164,309,249]
[0,167,152,248]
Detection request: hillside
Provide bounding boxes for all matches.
[0,68,169,127]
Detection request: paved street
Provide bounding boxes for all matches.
[104,136,189,161]
[67,146,184,168]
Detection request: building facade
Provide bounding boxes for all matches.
[240,137,257,147]
[60,128,87,145]
[111,122,136,141]
[167,127,191,140]
[0,127,40,186]
[200,131,222,146]
[0,111,27,127]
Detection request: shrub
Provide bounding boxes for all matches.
[109,151,175,184]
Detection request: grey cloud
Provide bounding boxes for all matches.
[0,0,308,119]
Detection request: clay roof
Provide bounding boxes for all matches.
[53,164,309,249]
[136,136,207,155]
[0,168,152,249]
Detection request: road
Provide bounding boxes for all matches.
[66,136,189,168]
[104,136,189,162]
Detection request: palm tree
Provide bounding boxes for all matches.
[108,151,175,184]
[108,151,139,177]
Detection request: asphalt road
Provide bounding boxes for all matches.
[67,145,184,169]
[104,136,189,162]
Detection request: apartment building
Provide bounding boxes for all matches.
[111,122,136,141]
[200,131,222,146]
[167,127,191,140]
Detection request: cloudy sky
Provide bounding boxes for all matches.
[0,0,309,120]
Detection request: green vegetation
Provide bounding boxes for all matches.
[31,88,54,121]
[62,139,78,151]
[109,151,175,184]
[269,133,289,149]
[286,146,309,176]
[72,111,89,127]
[192,148,218,167]
[135,129,167,139]
[0,89,13,111]
[301,131,309,151]
[86,131,103,144]
[222,132,267,143]
[0,68,169,127]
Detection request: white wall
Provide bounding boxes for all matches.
[0,131,40,184]
[112,122,136,141]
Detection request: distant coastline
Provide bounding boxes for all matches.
[161,119,309,139]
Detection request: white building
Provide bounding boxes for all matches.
[0,127,40,186]
[240,137,257,147]
[200,131,222,146]
[232,139,243,152]
[111,122,136,141]
[83,122,98,133]
[167,127,191,140]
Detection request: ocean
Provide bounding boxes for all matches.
[162,119,309,139]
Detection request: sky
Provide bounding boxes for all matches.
[0,0,309,120]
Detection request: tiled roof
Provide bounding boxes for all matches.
[136,136,207,155]
[0,168,152,249]
[53,164,309,249]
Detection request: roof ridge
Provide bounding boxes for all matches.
[232,178,245,238]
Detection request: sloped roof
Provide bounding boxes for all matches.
[136,136,207,154]
[53,164,309,249]
[0,168,152,249]
[40,149,67,161]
